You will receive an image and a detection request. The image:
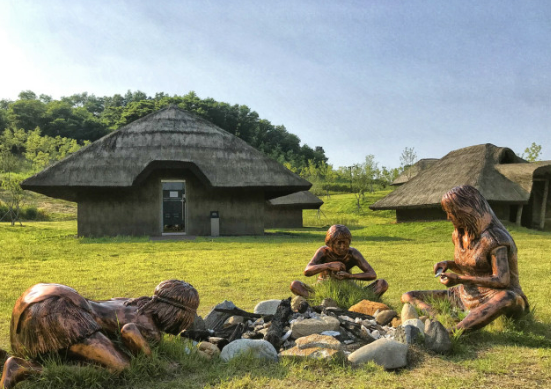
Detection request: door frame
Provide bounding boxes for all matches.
[161,179,187,235]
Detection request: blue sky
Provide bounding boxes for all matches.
[1,1,550,168]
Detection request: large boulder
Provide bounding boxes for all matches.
[220,339,278,362]
[348,338,408,369]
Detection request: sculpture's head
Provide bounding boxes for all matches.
[441,185,495,238]
[142,280,200,335]
[325,224,352,256]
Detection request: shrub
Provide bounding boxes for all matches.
[308,278,381,309]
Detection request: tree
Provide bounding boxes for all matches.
[7,99,46,132]
[0,148,24,226]
[379,166,399,188]
[521,142,542,162]
[0,174,24,226]
[400,147,417,179]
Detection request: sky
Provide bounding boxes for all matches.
[1,0,550,169]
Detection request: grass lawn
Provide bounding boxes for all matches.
[1,191,550,388]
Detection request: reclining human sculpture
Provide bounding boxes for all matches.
[290,224,388,298]
[0,279,199,389]
[402,185,529,332]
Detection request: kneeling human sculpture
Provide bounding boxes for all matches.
[0,279,199,389]
[290,224,388,299]
[402,185,529,332]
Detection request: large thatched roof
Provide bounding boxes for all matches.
[391,158,439,185]
[267,191,324,209]
[371,143,551,210]
[22,106,311,201]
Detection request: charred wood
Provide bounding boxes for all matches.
[264,298,292,350]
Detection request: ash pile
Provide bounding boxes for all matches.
[180,297,452,369]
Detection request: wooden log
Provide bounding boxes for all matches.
[323,307,375,321]
[179,329,214,341]
[263,298,292,350]
[214,307,273,322]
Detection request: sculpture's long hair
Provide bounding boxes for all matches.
[127,280,199,335]
[325,224,352,246]
[441,185,505,244]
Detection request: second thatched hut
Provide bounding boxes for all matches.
[370,143,551,229]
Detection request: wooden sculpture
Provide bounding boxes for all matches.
[1,279,199,388]
[290,224,388,298]
[402,185,529,332]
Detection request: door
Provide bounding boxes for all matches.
[162,181,186,233]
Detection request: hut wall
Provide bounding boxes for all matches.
[488,202,511,221]
[77,169,264,237]
[264,206,302,228]
[396,208,446,222]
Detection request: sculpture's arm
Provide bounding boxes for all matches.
[440,247,510,289]
[334,248,376,281]
[434,260,462,275]
[120,323,159,356]
[303,247,345,276]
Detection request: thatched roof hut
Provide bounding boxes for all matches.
[391,158,439,186]
[264,191,324,228]
[370,144,551,229]
[22,106,312,237]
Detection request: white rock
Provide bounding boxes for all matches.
[254,299,282,315]
[220,339,278,362]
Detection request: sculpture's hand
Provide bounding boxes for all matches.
[439,272,459,287]
[334,271,350,280]
[326,262,346,272]
[434,261,448,275]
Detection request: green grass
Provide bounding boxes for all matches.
[1,191,551,388]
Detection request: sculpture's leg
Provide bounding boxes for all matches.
[455,290,524,332]
[289,281,314,298]
[68,332,130,372]
[401,290,450,317]
[0,357,42,389]
[365,279,389,298]
[121,323,152,356]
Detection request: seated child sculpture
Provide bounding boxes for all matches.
[0,279,199,389]
[290,224,388,298]
[402,185,529,332]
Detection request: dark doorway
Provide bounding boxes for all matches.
[162,181,186,233]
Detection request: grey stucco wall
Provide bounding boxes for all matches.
[77,169,265,237]
[264,206,302,228]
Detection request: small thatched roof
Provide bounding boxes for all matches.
[371,143,551,210]
[267,191,324,209]
[22,106,311,201]
[391,158,439,185]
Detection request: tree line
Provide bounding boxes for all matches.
[0,90,327,170]
[1,89,543,224]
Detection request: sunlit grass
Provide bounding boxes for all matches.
[1,192,551,388]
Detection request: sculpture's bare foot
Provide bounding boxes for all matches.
[0,356,42,389]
